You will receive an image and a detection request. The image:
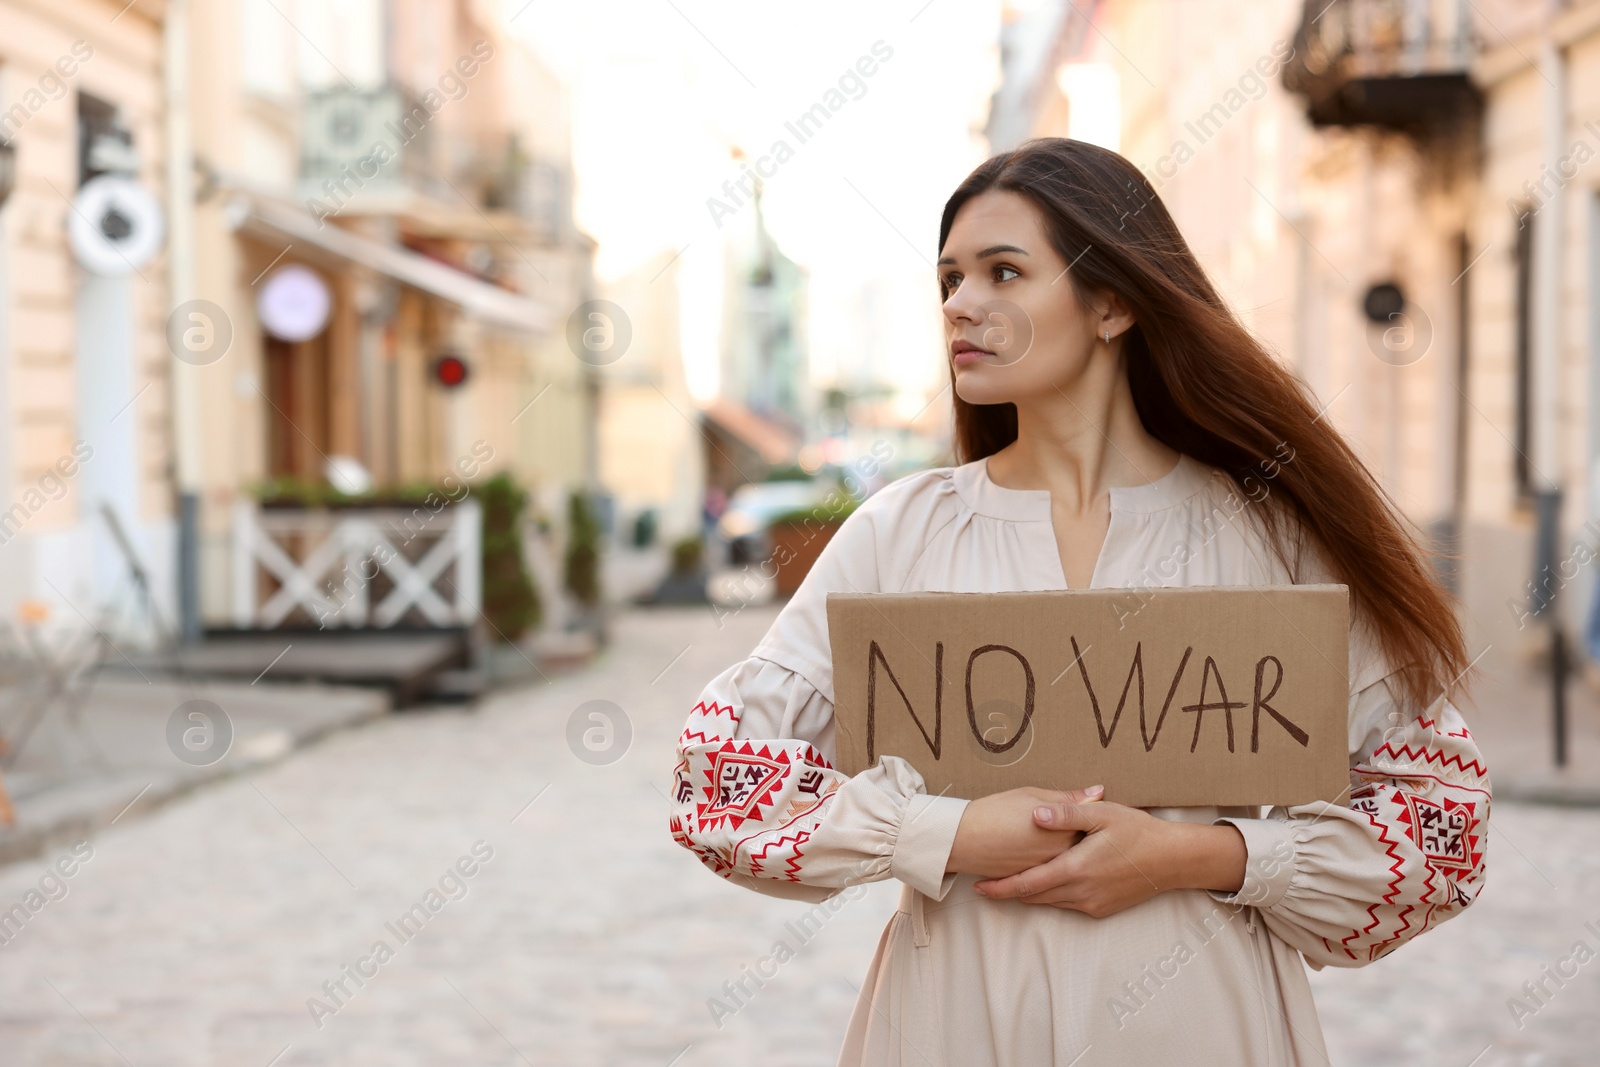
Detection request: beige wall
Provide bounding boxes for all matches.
[0,0,171,624]
[596,249,704,543]
[1033,0,1600,667]
[1082,0,1473,526]
[3,0,169,517]
[1464,9,1600,655]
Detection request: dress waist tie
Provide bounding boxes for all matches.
[897,882,932,947]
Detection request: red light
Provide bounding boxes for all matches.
[433,354,470,388]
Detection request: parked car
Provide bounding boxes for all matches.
[715,479,832,566]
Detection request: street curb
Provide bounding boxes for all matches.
[1494,782,1600,808]
[0,692,391,870]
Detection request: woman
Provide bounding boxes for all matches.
[667,138,1488,1065]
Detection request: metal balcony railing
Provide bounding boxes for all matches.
[1282,0,1482,133]
[299,85,435,200]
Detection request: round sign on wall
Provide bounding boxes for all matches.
[257,264,332,342]
[432,352,470,388]
[68,175,165,276]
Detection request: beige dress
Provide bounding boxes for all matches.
[668,453,1490,1066]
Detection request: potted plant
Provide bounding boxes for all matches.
[564,489,604,632]
[766,490,862,596]
[650,535,709,604]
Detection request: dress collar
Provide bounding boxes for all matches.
[951,450,1216,521]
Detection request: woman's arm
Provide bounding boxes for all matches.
[966,794,1248,916]
[945,785,1102,878]
[1205,679,1489,967]
[669,491,982,902]
[971,672,1491,966]
[670,654,972,902]
[671,659,1102,901]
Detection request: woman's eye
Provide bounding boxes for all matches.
[940,265,1016,296]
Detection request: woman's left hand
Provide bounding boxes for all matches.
[970,796,1245,918]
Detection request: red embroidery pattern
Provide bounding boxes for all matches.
[678,697,741,748]
[1338,807,1414,962]
[697,743,792,832]
[1397,793,1480,872]
[1368,739,1489,780]
[1319,702,1489,963]
[670,691,841,884]
[745,827,815,880]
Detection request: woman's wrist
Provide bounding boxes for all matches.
[945,802,978,874]
[1158,820,1247,893]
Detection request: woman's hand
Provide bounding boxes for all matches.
[970,797,1246,918]
[945,785,1104,879]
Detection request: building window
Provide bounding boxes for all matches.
[77,92,135,186]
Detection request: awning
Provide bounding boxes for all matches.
[700,398,802,466]
[229,196,555,335]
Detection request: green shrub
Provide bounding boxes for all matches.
[475,473,541,642]
[564,489,603,607]
[251,476,457,508]
[253,475,342,507]
[768,492,862,528]
[670,536,703,577]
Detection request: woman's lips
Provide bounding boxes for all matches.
[953,347,995,366]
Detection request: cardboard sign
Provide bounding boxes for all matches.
[825,586,1350,808]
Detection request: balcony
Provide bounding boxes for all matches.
[298,93,571,250]
[298,86,434,206]
[1281,0,1482,136]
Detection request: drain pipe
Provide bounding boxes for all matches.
[165,0,203,642]
[1530,2,1567,765]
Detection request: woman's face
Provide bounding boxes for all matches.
[937,188,1128,406]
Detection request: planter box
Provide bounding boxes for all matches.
[768,519,843,597]
[259,497,445,510]
[650,569,709,605]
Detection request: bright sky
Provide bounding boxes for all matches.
[505,0,1004,410]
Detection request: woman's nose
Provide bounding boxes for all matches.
[943,289,982,326]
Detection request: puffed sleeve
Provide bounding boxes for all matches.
[667,475,972,904]
[668,656,971,903]
[1206,617,1491,968]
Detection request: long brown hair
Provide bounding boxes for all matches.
[939,137,1466,710]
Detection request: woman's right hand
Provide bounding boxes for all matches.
[945,785,1104,878]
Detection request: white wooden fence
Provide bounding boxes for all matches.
[231,499,481,629]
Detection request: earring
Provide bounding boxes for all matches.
[1103,329,1111,344]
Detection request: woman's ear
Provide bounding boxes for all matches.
[1094,290,1138,340]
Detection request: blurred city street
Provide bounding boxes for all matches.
[3,0,1600,1062]
[0,601,898,1067]
[0,599,1596,1067]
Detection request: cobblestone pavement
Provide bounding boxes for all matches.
[0,602,1596,1066]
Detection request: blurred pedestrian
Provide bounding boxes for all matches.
[702,484,727,541]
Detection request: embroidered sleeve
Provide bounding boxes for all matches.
[1210,674,1490,968]
[668,655,969,904]
[667,480,971,903]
